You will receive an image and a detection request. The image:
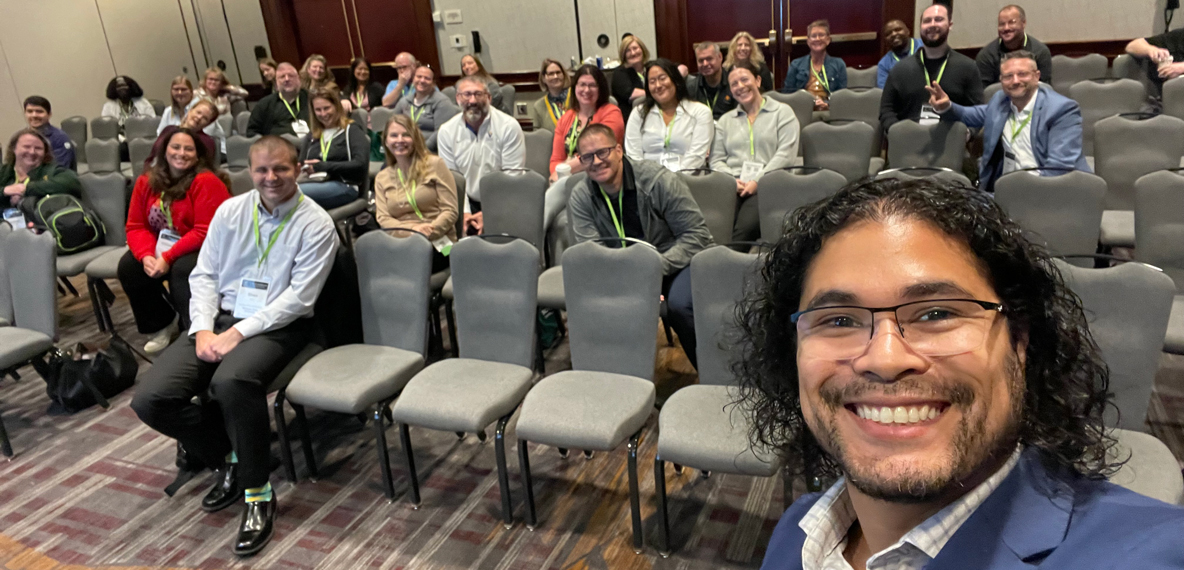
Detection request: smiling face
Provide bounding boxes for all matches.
[884,20,910,49]
[249,143,299,208]
[456,78,490,125]
[647,66,676,106]
[182,103,215,131]
[574,73,599,108]
[461,55,479,76]
[412,66,434,94]
[308,59,326,80]
[544,62,567,92]
[625,41,644,66]
[203,73,221,95]
[728,67,761,107]
[385,120,413,159]
[24,104,49,129]
[997,7,1026,46]
[171,83,193,108]
[796,216,1024,502]
[576,130,621,185]
[695,45,722,79]
[165,132,198,175]
[920,5,952,48]
[807,26,831,55]
[13,134,46,171]
[259,62,276,83]
[734,37,753,61]
[1000,57,1040,102]
[312,96,338,128]
[354,61,370,83]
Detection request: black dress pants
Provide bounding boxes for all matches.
[117,250,198,334]
[131,313,313,489]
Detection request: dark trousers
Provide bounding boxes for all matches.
[663,266,696,369]
[732,194,761,243]
[131,313,313,489]
[117,250,198,334]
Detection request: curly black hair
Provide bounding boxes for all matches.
[732,176,1117,483]
[106,76,144,101]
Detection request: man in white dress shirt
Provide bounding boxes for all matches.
[131,136,338,557]
[436,75,525,235]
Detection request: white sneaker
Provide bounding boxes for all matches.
[144,323,177,354]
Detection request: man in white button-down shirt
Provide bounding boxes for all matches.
[131,136,338,557]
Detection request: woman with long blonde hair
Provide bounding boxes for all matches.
[299,87,368,208]
[610,34,650,123]
[300,54,336,91]
[459,54,505,112]
[195,67,248,116]
[723,32,775,90]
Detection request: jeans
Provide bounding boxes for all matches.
[300,180,357,209]
[663,267,696,369]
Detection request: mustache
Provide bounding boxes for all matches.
[819,377,976,410]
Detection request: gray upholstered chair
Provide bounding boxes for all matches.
[515,239,662,552]
[84,139,121,175]
[499,84,517,115]
[350,107,368,130]
[828,87,884,156]
[149,99,166,116]
[1051,53,1108,96]
[1106,428,1184,505]
[994,170,1106,261]
[654,246,778,555]
[757,168,849,243]
[129,138,154,179]
[124,115,160,141]
[1070,79,1147,157]
[482,170,548,250]
[282,230,432,496]
[766,90,814,151]
[885,120,969,171]
[230,98,247,116]
[524,129,554,178]
[90,116,119,140]
[61,116,87,165]
[57,172,126,284]
[369,106,394,133]
[442,85,457,106]
[984,82,1003,101]
[225,135,256,171]
[1094,114,1184,247]
[77,173,132,331]
[215,115,233,142]
[537,174,585,312]
[229,169,254,196]
[876,166,973,187]
[801,121,877,182]
[1133,171,1184,354]
[390,236,539,523]
[234,110,251,136]
[1054,260,1174,432]
[680,170,737,246]
[845,67,877,89]
[1163,77,1184,123]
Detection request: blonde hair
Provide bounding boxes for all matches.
[723,31,766,69]
[168,76,194,116]
[182,99,220,129]
[460,54,496,84]
[202,67,230,95]
[618,35,651,66]
[301,54,336,91]
[308,87,351,140]
[382,114,432,185]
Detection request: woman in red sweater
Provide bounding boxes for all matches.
[118,127,230,353]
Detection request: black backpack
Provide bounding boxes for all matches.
[22,194,105,254]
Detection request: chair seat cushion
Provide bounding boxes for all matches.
[657,385,780,477]
[516,370,655,451]
[430,268,450,292]
[328,199,367,222]
[0,327,54,370]
[1107,428,1184,505]
[1164,296,1184,355]
[537,266,565,310]
[57,246,118,277]
[391,358,533,433]
[1099,210,1135,248]
[265,342,323,394]
[869,157,885,176]
[84,246,129,279]
[442,276,454,300]
[285,344,424,414]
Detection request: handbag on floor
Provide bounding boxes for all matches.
[34,334,138,415]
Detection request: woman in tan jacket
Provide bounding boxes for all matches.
[374,113,458,271]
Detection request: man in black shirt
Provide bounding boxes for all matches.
[879,3,983,133]
[975,5,1053,87]
[1125,28,1184,96]
[685,42,737,120]
[245,63,311,137]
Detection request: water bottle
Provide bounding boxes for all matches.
[555,163,572,179]
[596,56,603,69]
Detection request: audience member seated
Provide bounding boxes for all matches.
[130,136,338,558]
[121,128,230,353]
[709,62,800,242]
[374,114,458,272]
[195,68,249,117]
[301,54,336,92]
[739,177,1184,570]
[530,58,571,132]
[158,76,196,134]
[976,5,1053,87]
[437,76,525,235]
[625,58,714,172]
[2,128,80,211]
[23,96,75,170]
[246,63,311,137]
[460,54,504,112]
[381,52,418,107]
[258,58,277,96]
[611,34,650,124]
[342,57,385,112]
[782,20,848,112]
[392,64,460,152]
[686,42,736,120]
[298,87,369,209]
[724,32,775,93]
[1125,26,1184,98]
[930,51,1089,192]
[567,124,712,368]
[147,99,219,169]
[877,19,924,88]
[102,75,156,160]
[880,3,983,132]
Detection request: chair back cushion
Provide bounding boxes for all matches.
[1051,53,1108,95]
[802,121,875,182]
[1094,114,1184,210]
[1135,170,1184,291]
[691,246,762,386]
[481,169,547,249]
[452,237,539,367]
[355,230,432,355]
[757,169,848,243]
[6,229,56,339]
[524,129,553,178]
[680,171,738,246]
[994,170,1105,258]
[84,139,120,174]
[1070,79,1147,156]
[886,120,969,171]
[79,172,129,246]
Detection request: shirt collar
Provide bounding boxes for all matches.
[731,96,768,118]
[1010,87,1039,117]
[257,189,303,220]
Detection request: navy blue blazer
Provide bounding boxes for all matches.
[947,83,1090,193]
[760,449,1184,569]
[781,54,848,95]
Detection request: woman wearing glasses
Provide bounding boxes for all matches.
[781,20,848,112]
[530,59,571,132]
[393,64,459,152]
[624,58,714,172]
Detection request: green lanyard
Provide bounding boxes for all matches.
[252,194,303,268]
[811,63,830,94]
[397,168,424,220]
[1007,112,1032,143]
[599,186,626,241]
[159,198,174,230]
[409,104,426,123]
[319,131,336,160]
[891,41,917,63]
[920,51,948,87]
[281,96,301,120]
[546,100,563,126]
[663,112,678,150]
[745,98,766,157]
[565,117,585,157]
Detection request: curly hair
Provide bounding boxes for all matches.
[106,76,144,101]
[732,176,1117,483]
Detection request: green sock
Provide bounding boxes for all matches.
[225,451,238,464]
[245,481,273,503]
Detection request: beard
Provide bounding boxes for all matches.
[463,103,488,124]
[921,28,949,48]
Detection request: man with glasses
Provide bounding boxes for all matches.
[926,50,1087,192]
[781,20,848,113]
[566,124,712,368]
[737,177,1184,570]
[436,75,525,234]
[246,63,311,137]
[381,52,418,107]
[975,5,1053,87]
[686,42,736,120]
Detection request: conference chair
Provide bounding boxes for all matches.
[828,88,884,156]
[124,116,160,141]
[369,106,394,133]
[225,135,256,171]
[1110,54,1145,82]
[390,236,539,523]
[1051,53,1108,96]
[846,67,877,89]
[1094,114,1184,247]
[281,230,431,494]
[215,115,233,142]
[680,170,738,246]
[229,169,254,196]
[801,121,878,182]
[128,138,155,178]
[77,173,132,331]
[885,120,969,172]
[757,168,847,243]
[1162,77,1184,125]
[61,116,87,165]
[149,99,166,116]
[1132,170,1184,354]
[766,90,814,151]
[537,174,585,313]
[1106,428,1184,505]
[229,99,248,117]
[524,129,553,177]
[994,169,1106,262]
[515,239,662,553]
[654,246,778,556]
[84,139,120,175]
[234,111,251,136]
[350,107,368,130]
[90,116,119,141]
[442,85,457,106]
[984,82,1003,101]
[499,84,517,116]
[1069,79,1146,156]
[1054,259,1173,432]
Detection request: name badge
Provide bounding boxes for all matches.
[233,278,270,319]
[919,105,940,126]
[740,161,764,183]
[1002,151,1019,174]
[155,228,182,258]
[433,236,454,256]
[291,120,310,136]
[660,153,681,172]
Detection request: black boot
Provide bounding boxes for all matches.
[176,441,206,472]
[233,496,276,556]
[200,463,241,512]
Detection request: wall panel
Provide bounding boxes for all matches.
[291,0,356,66]
[98,0,195,103]
[916,0,1166,49]
[429,0,580,75]
[0,41,24,138]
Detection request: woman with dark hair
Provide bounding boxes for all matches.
[101,75,156,143]
[1,128,80,210]
[299,87,369,208]
[342,57,385,112]
[530,58,570,132]
[624,58,713,172]
[119,127,230,353]
[392,64,459,152]
[548,64,624,181]
[460,54,504,112]
[258,58,278,95]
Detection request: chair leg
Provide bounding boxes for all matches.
[663,322,674,346]
[400,423,421,506]
[273,390,297,483]
[654,456,670,557]
[627,432,644,554]
[444,299,458,356]
[59,276,79,297]
[86,278,106,332]
[0,408,13,458]
[494,414,513,528]
[427,302,444,358]
[374,405,396,501]
[95,279,117,332]
[518,439,537,528]
[292,403,318,480]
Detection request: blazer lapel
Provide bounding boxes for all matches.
[1029,86,1052,163]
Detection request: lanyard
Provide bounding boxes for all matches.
[15,174,28,185]
[745,98,766,157]
[353,89,367,107]
[891,41,918,63]
[1002,33,1029,50]
[281,96,301,120]
[565,116,585,157]
[599,186,626,241]
[920,51,948,87]
[811,63,830,93]
[546,99,563,126]
[397,168,424,220]
[319,131,336,161]
[409,104,426,123]
[1007,112,1032,143]
[252,194,303,268]
[159,198,174,230]
[662,111,678,150]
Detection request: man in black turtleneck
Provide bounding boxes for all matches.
[975,5,1053,87]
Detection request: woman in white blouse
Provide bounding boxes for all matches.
[624,58,713,172]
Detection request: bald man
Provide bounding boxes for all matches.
[245,62,311,137]
[382,52,418,107]
[876,20,924,88]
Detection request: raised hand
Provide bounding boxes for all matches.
[924,81,951,113]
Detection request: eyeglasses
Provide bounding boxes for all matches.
[1000,71,1035,82]
[791,299,1005,360]
[545,70,566,78]
[998,19,1022,27]
[577,146,615,166]
[456,90,488,100]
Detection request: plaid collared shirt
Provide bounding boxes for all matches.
[798,448,1022,570]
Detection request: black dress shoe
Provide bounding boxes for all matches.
[233,496,276,556]
[176,442,206,473]
[200,464,241,512]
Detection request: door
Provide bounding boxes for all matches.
[680,0,784,84]
[577,0,657,65]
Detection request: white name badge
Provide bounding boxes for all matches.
[291,120,310,136]
[233,278,270,319]
[432,236,454,255]
[740,161,764,183]
[660,153,681,172]
[155,229,182,258]
[919,105,940,126]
